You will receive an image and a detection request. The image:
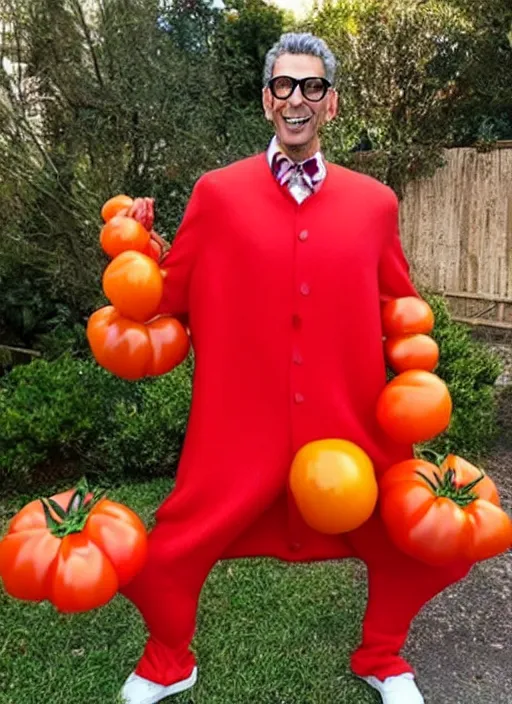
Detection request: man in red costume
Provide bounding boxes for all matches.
[121,32,471,704]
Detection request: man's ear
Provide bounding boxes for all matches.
[325,89,339,123]
[262,87,273,121]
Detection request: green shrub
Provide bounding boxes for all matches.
[0,354,192,492]
[0,295,503,493]
[420,294,503,460]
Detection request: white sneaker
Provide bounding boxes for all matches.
[121,666,198,704]
[360,673,425,704]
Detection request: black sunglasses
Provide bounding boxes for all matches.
[268,75,331,102]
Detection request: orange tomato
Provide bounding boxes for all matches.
[382,297,434,337]
[376,370,452,444]
[100,215,150,258]
[87,306,152,380]
[87,306,189,380]
[102,251,163,323]
[384,334,439,373]
[289,439,378,534]
[101,194,134,223]
[146,317,190,375]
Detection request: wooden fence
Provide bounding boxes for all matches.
[399,143,512,329]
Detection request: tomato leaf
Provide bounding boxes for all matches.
[41,498,63,532]
[47,498,67,521]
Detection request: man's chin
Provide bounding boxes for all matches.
[279,136,316,159]
[278,129,313,147]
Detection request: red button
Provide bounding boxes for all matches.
[298,230,309,241]
[294,392,304,404]
[292,314,302,329]
[300,283,310,296]
[293,352,303,365]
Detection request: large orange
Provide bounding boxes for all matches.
[289,439,378,534]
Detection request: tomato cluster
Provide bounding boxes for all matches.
[87,194,190,380]
[377,297,450,444]
[0,194,193,615]
[0,480,148,613]
[290,296,512,566]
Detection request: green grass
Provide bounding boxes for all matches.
[0,478,379,704]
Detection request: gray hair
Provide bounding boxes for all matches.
[263,32,337,86]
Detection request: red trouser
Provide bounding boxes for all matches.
[122,491,471,685]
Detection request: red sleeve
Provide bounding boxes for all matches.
[156,176,209,322]
[378,192,419,304]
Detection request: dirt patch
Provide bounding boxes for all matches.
[404,345,512,704]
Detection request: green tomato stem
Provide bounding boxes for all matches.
[416,465,485,508]
[40,478,107,538]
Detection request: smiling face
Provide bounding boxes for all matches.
[263,53,338,162]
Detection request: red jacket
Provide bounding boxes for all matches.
[158,152,417,558]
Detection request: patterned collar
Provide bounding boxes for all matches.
[267,135,327,185]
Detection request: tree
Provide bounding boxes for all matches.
[302,0,512,195]
[0,0,228,353]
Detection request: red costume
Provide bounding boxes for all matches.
[122,153,470,686]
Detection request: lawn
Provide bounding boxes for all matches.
[0,478,380,704]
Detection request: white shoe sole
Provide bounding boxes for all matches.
[357,674,425,704]
[122,666,198,704]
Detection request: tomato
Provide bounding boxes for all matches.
[439,454,500,505]
[380,457,512,565]
[376,369,452,444]
[146,317,190,376]
[382,297,434,337]
[0,481,147,612]
[289,439,378,534]
[87,306,189,380]
[384,334,439,373]
[101,194,134,223]
[87,306,152,380]
[100,215,150,259]
[102,251,163,323]
[143,237,163,263]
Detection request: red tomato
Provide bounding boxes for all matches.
[102,251,163,323]
[100,215,151,259]
[101,194,134,223]
[0,482,147,612]
[382,297,434,337]
[376,370,452,444]
[440,454,500,505]
[384,334,439,373]
[87,306,152,380]
[289,439,378,534]
[146,317,190,376]
[87,306,189,380]
[380,457,512,565]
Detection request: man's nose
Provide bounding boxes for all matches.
[287,84,304,107]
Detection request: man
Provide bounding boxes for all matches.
[121,32,471,704]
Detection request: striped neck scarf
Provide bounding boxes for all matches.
[269,138,326,195]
